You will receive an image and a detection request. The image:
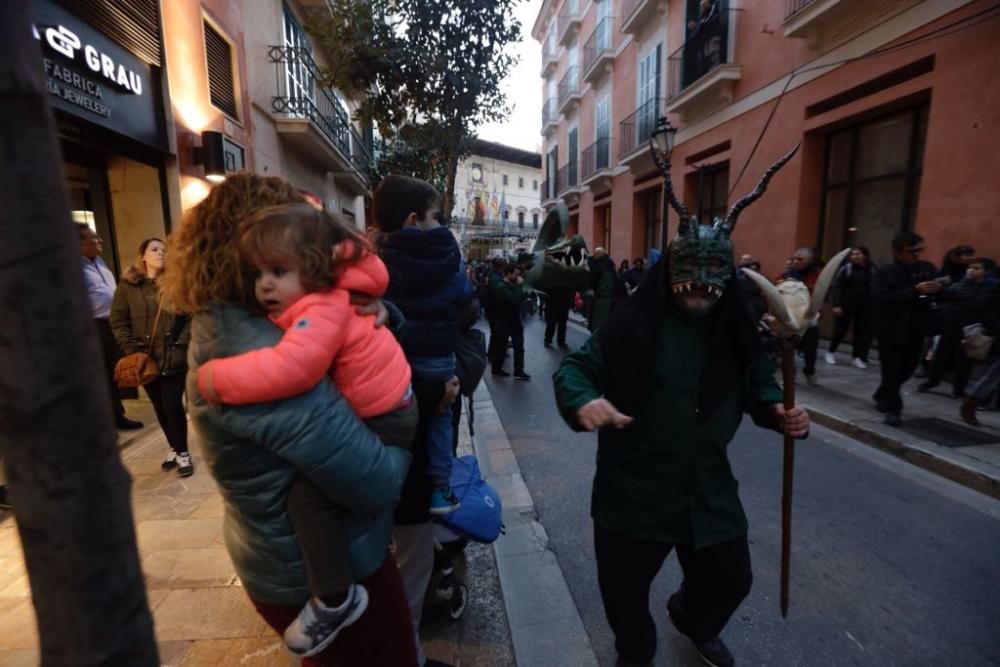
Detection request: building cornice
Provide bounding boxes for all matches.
[531,0,556,41]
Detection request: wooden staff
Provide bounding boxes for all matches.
[780,341,796,618]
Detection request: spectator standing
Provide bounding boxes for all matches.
[626,258,647,294]
[825,246,875,369]
[78,224,142,430]
[921,258,997,397]
[491,264,530,380]
[872,232,941,426]
[939,245,975,284]
[783,248,822,386]
[544,285,572,349]
[484,258,506,366]
[111,238,192,476]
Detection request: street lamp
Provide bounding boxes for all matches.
[648,117,678,251]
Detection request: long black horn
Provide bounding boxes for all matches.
[723,143,800,231]
[649,136,691,229]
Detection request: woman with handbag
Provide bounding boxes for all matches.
[110,238,192,476]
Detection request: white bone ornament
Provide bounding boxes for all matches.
[740,248,852,341]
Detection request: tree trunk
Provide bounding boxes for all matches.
[0,5,158,664]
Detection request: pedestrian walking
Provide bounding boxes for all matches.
[161,173,416,666]
[110,238,192,476]
[872,231,942,427]
[543,286,572,349]
[78,224,143,430]
[825,246,874,369]
[491,264,530,380]
[783,248,822,386]
[554,180,809,667]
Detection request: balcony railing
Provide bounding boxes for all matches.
[621,0,662,35]
[667,7,738,99]
[618,97,663,159]
[583,15,616,82]
[581,136,611,181]
[269,45,370,183]
[542,97,558,132]
[558,1,582,46]
[556,160,579,196]
[785,0,817,19]
[558,66,580,111]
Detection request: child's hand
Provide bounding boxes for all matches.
[198,362,223,406]
[350,294,389,327]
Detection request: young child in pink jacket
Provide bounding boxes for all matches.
[197,203,415,658]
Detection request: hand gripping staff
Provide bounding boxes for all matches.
[740,246,850,617]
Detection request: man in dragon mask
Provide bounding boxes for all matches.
[554,140,810,667]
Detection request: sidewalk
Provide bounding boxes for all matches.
[0,397,515,666]
[794,351,1000,499]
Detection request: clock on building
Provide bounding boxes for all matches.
[471,165,483,183]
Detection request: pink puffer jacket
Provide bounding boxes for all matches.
[197,247,411,419]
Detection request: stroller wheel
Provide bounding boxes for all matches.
[448,583,468,621]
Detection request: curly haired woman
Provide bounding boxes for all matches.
[161,173,416,665]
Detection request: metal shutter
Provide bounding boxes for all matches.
[204,22,238,119]
[58,0,162,66]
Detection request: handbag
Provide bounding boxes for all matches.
[454,327,487,397]
[962,323,995,362]
[114,297,164,388]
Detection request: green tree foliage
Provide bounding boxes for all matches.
[308,0,521,218]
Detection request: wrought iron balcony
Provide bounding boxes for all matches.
[618,97,663,162]
[581,136,612,192]
[665,8,741,121]
[785,0,817,17]
[541,97,559,135]
[558,2,582,46]
[583,15,617,86]
[541,33,559,77]
[783,0,867,42]
[268,45,369,191]
[621,0,666,35]
[558,66,581,115]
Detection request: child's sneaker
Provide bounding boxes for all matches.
[284,584,368,657]
[429,488,460,515]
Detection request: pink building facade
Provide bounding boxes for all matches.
[533,0,1000,273]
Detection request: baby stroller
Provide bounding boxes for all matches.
[422,455,503,624]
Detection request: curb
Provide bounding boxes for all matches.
[803,405,1000,500]
[469,384,598,667]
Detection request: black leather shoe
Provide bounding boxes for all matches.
[543,341,553,348]
[492,369,510,377]
[917,381,938,393]
[694,636,735,667]
[514,372,532,381]
[116,417,144,430]
[884,412,902,427]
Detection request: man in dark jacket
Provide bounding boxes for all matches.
[543,284,572,349]
[491,264,530,380]
[872,231,942,426]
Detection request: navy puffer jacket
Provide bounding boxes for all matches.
[381,226,473,358]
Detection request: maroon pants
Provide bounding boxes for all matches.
[251,554,418,666]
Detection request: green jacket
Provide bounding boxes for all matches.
[553,310,782,548]
[110,268,190,375]
[186,304,411,605]
[491,277,527,321]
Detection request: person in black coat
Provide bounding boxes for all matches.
[825,246,875,369]
[872,232,942,426]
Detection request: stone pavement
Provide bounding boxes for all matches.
[797,350,1000,499]
[0,397,516,666]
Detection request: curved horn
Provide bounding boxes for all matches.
[723,143,801,231]
[649,136,691,229]
[741,268,798,332]
[805,247,852,323]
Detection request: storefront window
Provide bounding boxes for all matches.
[819,105,928,265]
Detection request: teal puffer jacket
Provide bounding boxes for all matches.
[186,304,411,606]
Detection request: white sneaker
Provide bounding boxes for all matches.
[853,358,867,370]
[824,352,836,365]
[284,585,369,657]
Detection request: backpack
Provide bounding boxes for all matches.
[433,455,503,543]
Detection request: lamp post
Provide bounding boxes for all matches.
[649,117,677,252]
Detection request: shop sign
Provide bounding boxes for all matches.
[33,0,167,150]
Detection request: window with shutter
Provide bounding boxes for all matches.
[204,21,238,119]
